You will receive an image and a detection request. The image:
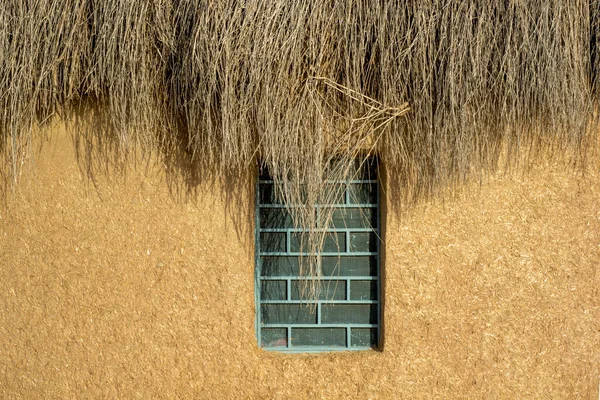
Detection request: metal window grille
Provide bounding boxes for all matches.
[255,160,380,351]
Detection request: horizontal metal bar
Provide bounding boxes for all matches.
[260,276,377,281]
[258,180,377,184]
[259,204,377,208]
[259,252,377,256]
[262,346,374,353]
[262,323,378,328]
[261,300,378,304]
[324,180,377,184]
[259,228,375,233]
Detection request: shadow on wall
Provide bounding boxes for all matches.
[64,113,257,246]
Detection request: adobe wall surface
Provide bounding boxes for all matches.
[1,123,598,398]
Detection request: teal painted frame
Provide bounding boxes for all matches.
[255,166,381,352]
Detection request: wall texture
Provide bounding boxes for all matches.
[1,123,599,399]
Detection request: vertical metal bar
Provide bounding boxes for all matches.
[317,302,322,324]
[286,223,292,304]
[345,183,350,205]
[255,178,262,348]
[346,326,351,349]
[376,162,381,348]
[287,326,292,349]
[345,231,350,253]
[346,279,351,301]
[316,206,320,228]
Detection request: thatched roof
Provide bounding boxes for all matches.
[1,1,599,216]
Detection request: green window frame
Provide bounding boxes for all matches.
[255,160,381,351]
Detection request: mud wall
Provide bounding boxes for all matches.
[1,123,598,398]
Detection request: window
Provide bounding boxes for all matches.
[255,160,381,351]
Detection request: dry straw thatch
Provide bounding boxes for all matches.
[1,1,599,279]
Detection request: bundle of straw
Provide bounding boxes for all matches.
[1,1,598,280]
